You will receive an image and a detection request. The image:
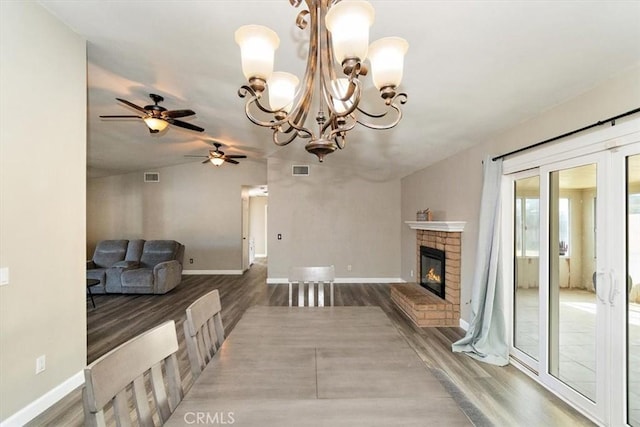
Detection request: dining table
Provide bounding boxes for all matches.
[165,305,472,426]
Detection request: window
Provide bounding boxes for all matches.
[515,197,569,257]
[514,197,541,257]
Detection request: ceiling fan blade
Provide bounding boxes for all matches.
[225,155,247,159]
[224,158,240,165]
[202,159,211,164]
[184,155,208,158]
[115,98,147,113]
[164,109,195,118]
[166,118,204,132]
[99,115,142,118]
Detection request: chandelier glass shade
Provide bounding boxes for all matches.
[235,0,409,162]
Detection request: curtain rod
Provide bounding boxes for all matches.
[492,107,640,162]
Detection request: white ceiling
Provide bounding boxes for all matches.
[38,0,640,180]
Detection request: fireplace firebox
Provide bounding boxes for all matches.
[420,246,445,299]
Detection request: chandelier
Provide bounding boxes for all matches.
[235,0,409,162]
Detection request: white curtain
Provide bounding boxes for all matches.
[452,155,508,366]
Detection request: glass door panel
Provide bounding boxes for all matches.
[549,163,598,401]
[514,176,540,360]
[627,154,640,426]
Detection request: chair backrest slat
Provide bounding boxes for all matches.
[132,375,153,427]
[184,290,226,379]
[288,266,335,307]
[150,362,171,422]
[83,321,182,426]
[112,389,131,427]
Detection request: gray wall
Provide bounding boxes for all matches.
[401,64,640,322]
[267,158,402,280]
[0,2,86,421]
[87,160,267,271]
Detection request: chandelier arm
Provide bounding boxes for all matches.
[285,0,319,132]
[240,90,294,129]
[287,119,314,139]
[272,127,299,146]
[355,97,406,130]
[355,93,407,119]
[296,10,309,30]
[325,115,356,140]
[326,79,362,119]
[272,121,313,146]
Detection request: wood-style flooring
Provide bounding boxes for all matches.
[28,258,593,426]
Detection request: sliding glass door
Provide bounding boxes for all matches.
[513,175,540,362]
[508,140,640,425]
[546,158,605,411]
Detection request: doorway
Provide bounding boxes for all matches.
[242,185,268,272]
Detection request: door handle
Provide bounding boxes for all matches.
[595,271,606,304]
[609,270,618,306]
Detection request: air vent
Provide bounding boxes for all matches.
[292,165,309,176]
[144,172,160,183]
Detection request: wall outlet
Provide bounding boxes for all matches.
[410,269,414,277]
[189,258,194,264]
[36,355,46,374]
[347,264,352,271]
[0,267,8,286]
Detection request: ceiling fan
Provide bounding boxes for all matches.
[185,142,247,166]
[100,93,204,133]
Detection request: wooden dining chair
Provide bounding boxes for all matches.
[82,320,183,427]
[183,289,226,379]
[288,265,335,307]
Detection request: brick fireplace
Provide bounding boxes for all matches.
[391,221,465,327]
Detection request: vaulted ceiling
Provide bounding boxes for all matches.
[39,1,640,180]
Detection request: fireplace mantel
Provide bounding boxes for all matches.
[405,221,466,232]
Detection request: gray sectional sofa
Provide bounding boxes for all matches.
[87,239,184,294]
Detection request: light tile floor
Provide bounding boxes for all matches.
[515,288,640,426]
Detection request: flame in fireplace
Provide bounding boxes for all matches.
[425,267,441,283]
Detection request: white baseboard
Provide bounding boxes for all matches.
[459,318,469,331]
[182,270,243,275]
[0,370,84,427]
[266,277,406,284]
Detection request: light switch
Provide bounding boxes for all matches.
[0,268,8,286]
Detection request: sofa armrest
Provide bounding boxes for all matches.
[87,260,96,270]
[153,260,183,294]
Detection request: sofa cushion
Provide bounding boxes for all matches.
[125,239,145,262]
[92,240,128,268]
[139,240,180,268]
[121,268,154,290]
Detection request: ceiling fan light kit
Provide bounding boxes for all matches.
[185,142,247,167]
[235,0,408,162]
[100,93,205,133]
